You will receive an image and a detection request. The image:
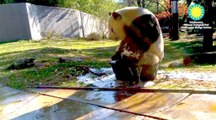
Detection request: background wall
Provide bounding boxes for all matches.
[0,3,32,42]
[0,3,107,42]
[26,3,42,40]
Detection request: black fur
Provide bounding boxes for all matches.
[123,14,160,52]
[110,59,139,83]
[111,51,121,60]
[111,51,139,83]
[111,14,161,82]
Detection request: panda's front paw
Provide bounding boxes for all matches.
[136,81,155,88]
[143,81,155,87]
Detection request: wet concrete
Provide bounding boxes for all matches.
[0,84,134,120]
[0,85,94,120]
[78,92,216,120]
[153,94,216,120]
[78,92,190,120]
[1,84,216,120]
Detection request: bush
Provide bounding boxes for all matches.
[42,31,63,40]
[0,0,14,4]
[86,32,101,40]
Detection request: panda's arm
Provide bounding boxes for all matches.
[114,39,141,62]
[124,14,160,52]
[111,51,121,60]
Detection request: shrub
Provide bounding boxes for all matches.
[42,31,63,40]
[86,32,101,40]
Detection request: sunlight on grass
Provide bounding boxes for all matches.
[0,39,119,88]
[0,38,215,89]
[161,38,216,72]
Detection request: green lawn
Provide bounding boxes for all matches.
[0,39,119,88]
[0,38,215,89]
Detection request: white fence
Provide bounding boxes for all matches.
[0,3,107,42]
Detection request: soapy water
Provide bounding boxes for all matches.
[158,71,216,81]
[77,68,116,88]
[77,68,216,87]
[77,68,139,103]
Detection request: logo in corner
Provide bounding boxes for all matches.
[188,4,205,21]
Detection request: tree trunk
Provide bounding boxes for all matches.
[137,0,145,8]
[171,0,179,40]
[203,0,214,52]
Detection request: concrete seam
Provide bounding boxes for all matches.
[149,93,192,116]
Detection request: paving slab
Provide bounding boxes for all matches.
[79,92,216,120]
[153,94,216,120]
[0,85,101,120]
[78,92,190,120]
[1,84,216,120]
[0,85,140,120]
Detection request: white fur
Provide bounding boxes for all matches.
[138,34,164,66]
[109,7,155,40]
[109,7,164,80]
[109,6,164,66]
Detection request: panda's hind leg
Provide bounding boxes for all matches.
[140,64,158,81]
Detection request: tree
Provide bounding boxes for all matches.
[0,0,60,6]
[0,0,14,4]
[58,0,119,19]
[203,0,214,51]
[0,0,119,19]
[137,0,145,8]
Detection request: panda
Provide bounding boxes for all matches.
[108,7,164,84]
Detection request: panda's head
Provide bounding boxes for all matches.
[108,7,160,41]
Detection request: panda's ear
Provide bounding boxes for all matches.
[111,12,122,20]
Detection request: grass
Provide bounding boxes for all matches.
[0,37,215,89]
[0,39,119,88]
[161,36,216,72]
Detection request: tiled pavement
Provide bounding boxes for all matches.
[1,84,216,120]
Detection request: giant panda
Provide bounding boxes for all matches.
[108,7,164,84]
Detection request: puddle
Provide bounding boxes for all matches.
[77,68,137,103]
[77,68,116,88]
[78,68,216,88]
[77,68,216,104]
